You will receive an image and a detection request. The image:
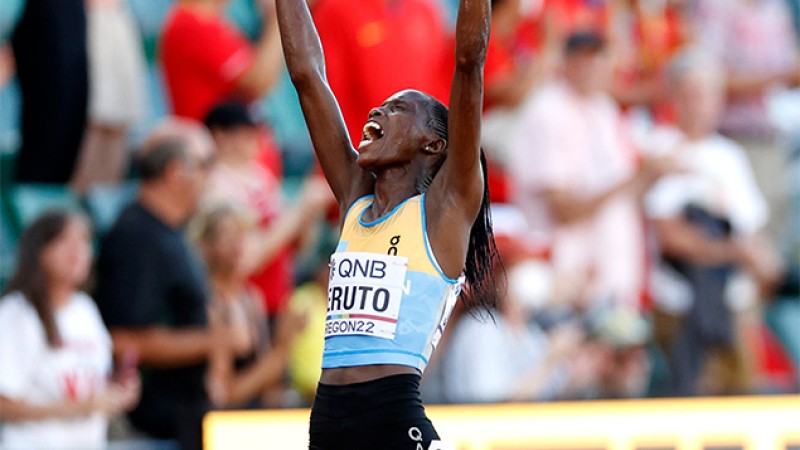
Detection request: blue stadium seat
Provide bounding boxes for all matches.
[84,181,139,235]
[7,183,83,232]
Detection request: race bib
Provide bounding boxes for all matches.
[325,252,408,339]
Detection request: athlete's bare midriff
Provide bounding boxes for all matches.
[319,364,420,385]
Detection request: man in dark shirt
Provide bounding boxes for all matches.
[94,118,217,450]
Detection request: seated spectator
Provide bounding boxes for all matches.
[584,307,652,399]
[643,47,785,396]
[442,254,588,403]
[0,211,139,450]
[93,118,216,450]
[190,203,305,409]
[203,100,333,317]
[160,0,284,121]
[440,209,598,404]
[508,31,675,312]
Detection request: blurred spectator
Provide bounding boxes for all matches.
[190,204,305,409]
[483,0,559,112]
[70,0,148,194]
[285,282,326,405]
[10,0,88,183]
[694,0,799,139]
[285,235,338,405]
[479,0,561,203]
[643,47,785,395]
[442,257,588,403]
[585,307,652,399]
[0,211,139,449]
[93,118,216,450]
[312,0,451,145]
[508,31,673,312]
[609,0,689,124]
[203,100,333,317]
[160,0,283,121]
[693,0,800,238]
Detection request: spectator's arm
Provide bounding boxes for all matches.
[653,217,739,266]
[207,307,304,408]
[655,217,784,295]
[0,396,94,421]
[236,3,284,99]
[485,54,556,108]
[0,44,14,88]
[485,10,560,109]
[111,327,214,368]
[0,379,139,422]
[729,232,785,297]
[241,176,332,275]
[725,69,798,99]
[547,152,678,225]
[211,345,291,408]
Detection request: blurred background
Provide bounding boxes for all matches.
[0,0,798,449]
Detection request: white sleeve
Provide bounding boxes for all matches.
[0,298,39,400]
[725,144,770,235]
[644,175,689,220]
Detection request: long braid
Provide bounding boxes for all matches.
[427,98,501,313]
[461,149,502,312]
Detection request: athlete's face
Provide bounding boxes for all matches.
[356,90,439,171]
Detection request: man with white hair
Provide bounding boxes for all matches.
[94,118,217,449]
[643,47,785,396]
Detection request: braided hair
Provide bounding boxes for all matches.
[426,97,501,313]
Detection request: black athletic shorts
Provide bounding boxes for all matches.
[309,374,441,450]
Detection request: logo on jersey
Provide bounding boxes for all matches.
[388,235,401,256]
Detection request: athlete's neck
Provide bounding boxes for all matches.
[366,168,421,221]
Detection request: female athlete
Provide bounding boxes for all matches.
[275,0,497,448]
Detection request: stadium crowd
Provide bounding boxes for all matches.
[0,0,799,449]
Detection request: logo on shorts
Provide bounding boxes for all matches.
[407,427,454,450]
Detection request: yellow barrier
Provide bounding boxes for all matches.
[204,395,800,450]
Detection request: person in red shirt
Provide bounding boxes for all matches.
[312,0,451,145]
[160,0,284,121]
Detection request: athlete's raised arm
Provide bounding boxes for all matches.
[427,0,489,219]
[275,0,373,207]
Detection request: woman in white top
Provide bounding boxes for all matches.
[0,210,140,450]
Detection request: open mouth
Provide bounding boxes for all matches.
[360,120,384,144]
